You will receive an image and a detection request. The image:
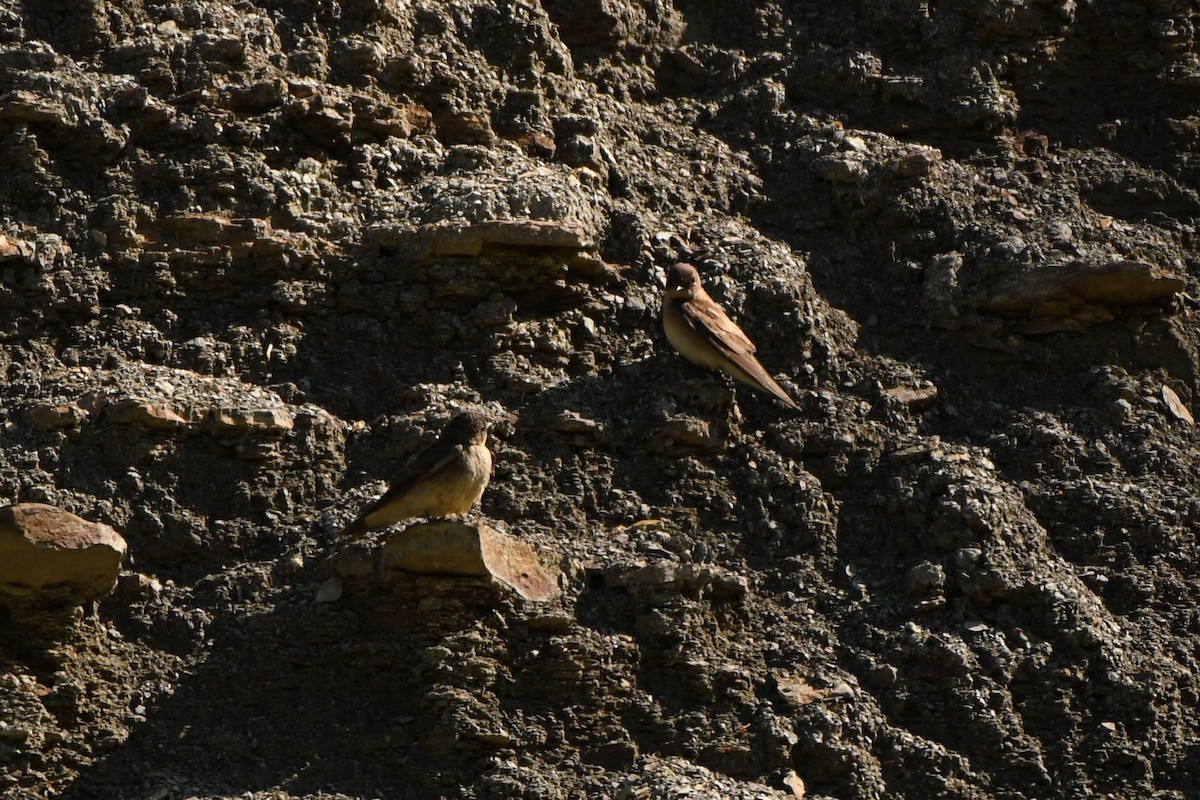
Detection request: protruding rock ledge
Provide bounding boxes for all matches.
[380,521,560,602]
[978,259,1185,326]
[369,218,595,262]
[0,504,127,606]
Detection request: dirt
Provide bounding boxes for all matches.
[2,0,1200,798]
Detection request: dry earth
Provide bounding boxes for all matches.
[2,1,1200,798]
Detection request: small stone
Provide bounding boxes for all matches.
[1108,398,1133,422]
[811,153,866,183]
[0,504,127,606]
[953,548,982,570]
[905,561,946,596]
[653,417,723,452]
[893,148,942,178]
[315,576,343,603]
[783,770,806,799]
[0,723,31,744]
[774,673,824,709]
[117,572,161,600]
[882,384,939,410]
[433,110,495,145]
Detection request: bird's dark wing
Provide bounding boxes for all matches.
[337,442,465,536]
[681,296,758,359]
[681,296,799,409]
[366,441,464,513]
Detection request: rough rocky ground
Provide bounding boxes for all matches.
[2,0,1200,797]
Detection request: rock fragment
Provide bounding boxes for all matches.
[979,259,1184,324]
[107,399,188,429]
[26,403,88,430]
[1160,385,1194,425]
[0,504,127,606]
[380,521,560,602]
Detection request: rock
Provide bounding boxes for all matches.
[107,399,188,429]
[0,233,37,263]
[905,561,946,596]
[1160,385,1194,425]
[315,576,342,603]
[812,153,867,183]
[881,384,939,410]
[653,416,725,452]
[434,111,496,145]
[582,739,638,768]
[783,770,807,799]
[144,213,269,246]
[380,521,560,602]
[210,408,295,434]
[26,403,88,430]
[604,561,748,601]
[774,673,825,710]
[978,259,1185,321]
[0,504,127,606]
[892,148,942,178]
[550,410,608,442]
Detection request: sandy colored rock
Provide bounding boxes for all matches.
[107,399,188,429]
[211,407,295,433]
[882,384,939,410]
[380,521,560,602]
[26,403,88,430]
[980,259,1184,319]
[1161,385,1194,426]
[0,504,127,605]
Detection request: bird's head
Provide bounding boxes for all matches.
[442,411,490,446]
[664,262,702,300]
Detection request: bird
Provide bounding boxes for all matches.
[662,262,799,409]
[336,411,493,538]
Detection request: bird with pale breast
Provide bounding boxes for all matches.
[336,411,493,538]
[662,262,799,409]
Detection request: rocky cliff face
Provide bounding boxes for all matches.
[2,1,1200,798]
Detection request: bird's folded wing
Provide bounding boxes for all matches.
[683,297,759,358]
[359,443,465,515]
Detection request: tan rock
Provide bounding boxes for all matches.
[0,504,127,605]
[0,233,37,263]
[654,417,724,452]
[27,403,88,430]
[380,521,559,602]
[881,384,939,410]
[108,399,188,429]
[211,407,295,434]
[980,259,1184,320]
[1161,385,1194,426]
[146,213,270,245]
[433,110,496,145]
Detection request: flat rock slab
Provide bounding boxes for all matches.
[980,259,1184,319]
[0,503,127,606]
[381,521,559,602]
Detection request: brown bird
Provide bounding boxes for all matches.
[662,262,799,409]
[337,411,493,538]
